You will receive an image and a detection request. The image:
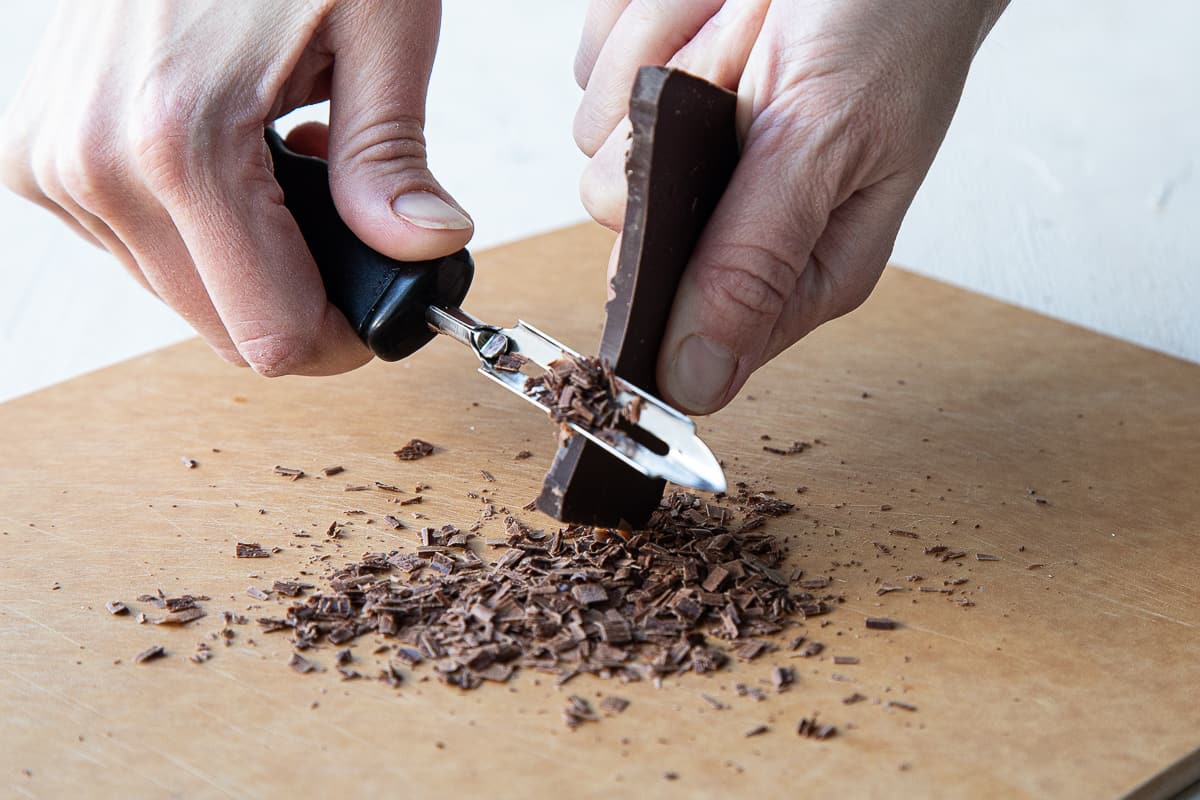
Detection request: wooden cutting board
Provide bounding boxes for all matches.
[2,223,1198,799]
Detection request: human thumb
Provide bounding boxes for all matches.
[655,129,833,415]
[657,128,914,415]
[323,0,472,261]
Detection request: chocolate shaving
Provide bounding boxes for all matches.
[289,653,322,674]
[523,354,638,439]
[599,696,631,714]
[492,352,529,373]
[865,618,898,631]
[267,489,812,691]
[156,609,205,626]
[274,465,304,480]
[563,695,598,729]
[134,645,166,664]
[236,542,270,559]
[321,465,344,477]
[394,439,435,461]
[762,441,810,456]
[105,600,128,616]
[797,715,837,740]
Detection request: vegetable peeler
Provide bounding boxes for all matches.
[266,129,726,494]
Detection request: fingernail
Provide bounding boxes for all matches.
[667,334,737,413]
[391,192,471,230]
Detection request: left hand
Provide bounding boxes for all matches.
[574,0,1008,414]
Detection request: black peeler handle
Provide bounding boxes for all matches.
[266,128,473,362]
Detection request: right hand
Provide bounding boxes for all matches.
[0,0,472,376]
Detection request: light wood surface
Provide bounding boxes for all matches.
[2,224,1198,799]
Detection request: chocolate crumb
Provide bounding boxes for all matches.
[797,715,837,740]
[105,600,128,616]
[523,354,640,440]
[263,488,816,698]
[600,696,631,714]
[394,439,435,461]
[563,695,598,729]
[492,352,529,373]
[289,653,322,674]
[235,542,270,559]
[762,441,811,456]
[133,645,165,664]
[272,581,310,597]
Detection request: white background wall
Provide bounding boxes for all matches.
[1,1,1196,403]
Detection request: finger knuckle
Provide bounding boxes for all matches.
[701,242,798,320]
[0,154,36,201]
[340,115,428,170]
[131,126,191,195]
[0,127,36,200]
[57,143,120,214]
[573,98,622,157]
[129,81,207,194]
[578,163,624,231]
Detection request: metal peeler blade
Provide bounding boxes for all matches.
[426,306,727,494]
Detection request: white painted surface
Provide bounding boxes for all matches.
[895,0,1200,363]
[1,1,1197,404]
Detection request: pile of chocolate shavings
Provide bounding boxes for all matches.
[523,354,642,444]
[261,489,836,690]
